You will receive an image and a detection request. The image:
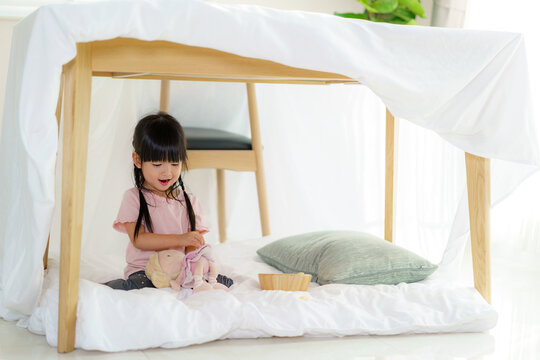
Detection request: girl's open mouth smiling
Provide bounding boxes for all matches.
[159,179,171,185]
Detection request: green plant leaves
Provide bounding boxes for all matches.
[398,0,425,17]
[358,0,398,14]
[390,17,418,25]
[334,11,369,20]
[343,0,425,25]
[357,0,378,13]
[393,7,416,21]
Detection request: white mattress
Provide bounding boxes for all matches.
[27,237,497,352]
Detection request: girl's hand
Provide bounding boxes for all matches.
[180,231,205,249]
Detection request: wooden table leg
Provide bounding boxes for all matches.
[384,109,398,243]
[465,152,491,303]
[58,43,92,353]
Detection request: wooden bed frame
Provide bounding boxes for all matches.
[45,38,491,353]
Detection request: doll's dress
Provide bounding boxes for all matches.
[180,244,215,288]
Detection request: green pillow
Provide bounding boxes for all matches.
[256,231,438,285]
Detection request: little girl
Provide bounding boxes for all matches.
[105,112,232,290]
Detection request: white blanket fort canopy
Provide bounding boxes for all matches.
[0,0,538,353]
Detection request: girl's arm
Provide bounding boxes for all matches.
[122,222,205,251]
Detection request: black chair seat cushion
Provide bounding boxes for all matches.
[184,127,252,150]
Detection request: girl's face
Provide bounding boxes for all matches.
[133,152,182,196]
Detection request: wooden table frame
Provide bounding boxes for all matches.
[49,38,490,352]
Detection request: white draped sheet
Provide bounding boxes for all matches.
[0,0,537,340]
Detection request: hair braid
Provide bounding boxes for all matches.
[178,176,197,232]
[134,167,153,239]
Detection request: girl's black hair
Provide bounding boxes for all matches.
[132,112,196,239]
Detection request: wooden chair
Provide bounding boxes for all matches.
[44,38,491,353]
[158,80,269,243]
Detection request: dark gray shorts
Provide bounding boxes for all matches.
[104,271,233,290]
[104,271,155,290]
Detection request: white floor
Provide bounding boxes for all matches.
[1,242,538,360]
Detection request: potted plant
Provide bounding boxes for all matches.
[335,0,426,25]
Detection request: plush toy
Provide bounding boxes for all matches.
[145,245,229,293]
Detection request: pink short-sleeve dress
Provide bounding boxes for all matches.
[113,188,209,278]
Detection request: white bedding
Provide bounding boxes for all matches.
[27,237,497,352]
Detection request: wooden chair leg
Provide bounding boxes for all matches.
[58,43,92,353]
[217,169,227,243]
[384,109,398,243]
[465,152,491,303]
[246,83,270,236]
[160,79,170,112]
[44,69,65,270]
